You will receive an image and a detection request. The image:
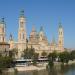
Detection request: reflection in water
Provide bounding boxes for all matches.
[47,65,64,75]
[33,70,38,75]
[1,64,75,75]
[47,64,75,75]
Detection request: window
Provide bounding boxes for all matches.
[23,34,24,39]
[2,28,4,32]
[59,32,62,35]
[20,22,24,28]
[59,41,61,44]
[3,37,4,42]
[61,32,62,35]
[20,33,21,39]
[21,33,24,40]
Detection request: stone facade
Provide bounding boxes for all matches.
[17,10,27,58]
[8,10,64,58]
[0,18,10,56]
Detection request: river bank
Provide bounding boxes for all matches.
[15,63,47,72]
[15,65,46,71]
[3,60,75,72]
[15,60,75,72]
[2,62,75,75]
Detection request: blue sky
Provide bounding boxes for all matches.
[0,0,75,48]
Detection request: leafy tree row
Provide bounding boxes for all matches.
[47,50,75,67]
[9,48,75,67]
[0,55,14,73]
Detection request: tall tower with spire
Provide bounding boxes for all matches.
[18,10,27,58]
[58,21,64,52]
[0,18,6,42]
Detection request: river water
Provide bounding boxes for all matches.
[1,64,75,75]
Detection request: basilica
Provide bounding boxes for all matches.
[0,10,64,58]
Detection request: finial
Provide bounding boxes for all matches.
[20,9,24,17]
[40,26,44,31]
[10,33,13,41]
[0,18,5,24]
[58,17,62,28]
[2,18,4,22]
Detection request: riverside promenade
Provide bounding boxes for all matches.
[15,63,47,71]
[14,60,75,72]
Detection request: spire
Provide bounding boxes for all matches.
[40,26,44,32]
[0,18,5,24]
[9,33,13,41]
[0,18,6,29]
[58,18,62,28]
[39,26,47,37]
[59,21,62,28]
[1,18,4,23]
[20,10,24,17]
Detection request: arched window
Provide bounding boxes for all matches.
[59,32,60,35]
[2,28,4,32]
[59,41,61,44]
[21,33,24,40]
[61,32,62,35]
[3,37,4,42]
[20,22,24,28]
[23,33,24,39]
[20,33,21,39]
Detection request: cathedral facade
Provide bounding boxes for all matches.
[0,10,64,58]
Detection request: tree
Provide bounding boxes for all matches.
[59,51,70,64]
[48,51,57,68]
[23,46,39,65]
[48,51,57,62]
[9,48,18,58]
[0,55,14,73]
[23,47,35,59]
[70,50,75,61]
[41,51,47,57]
[32,53,39,65]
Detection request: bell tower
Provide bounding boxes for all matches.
[0,18,6,42]
[18,10,27,58]
[58,21,64,52]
